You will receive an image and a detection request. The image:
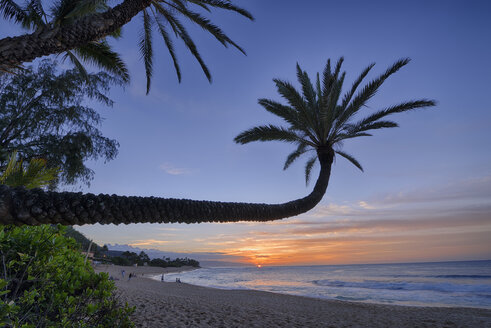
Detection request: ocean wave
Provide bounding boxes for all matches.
[312,279,491,293]
[432,275,491,279]
[385,274,491,279]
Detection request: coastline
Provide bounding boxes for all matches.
[95,265,491,327]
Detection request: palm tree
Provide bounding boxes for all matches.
[235,57,435,183]
[0,58,435,226]
[0,0,253,92]
[12,0,131,83]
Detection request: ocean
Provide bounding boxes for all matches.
[153,260,491,309]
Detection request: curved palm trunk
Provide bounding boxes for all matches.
[0,0,152,72]
[0,151,333,226]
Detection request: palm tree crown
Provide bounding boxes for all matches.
[235,57,436,184]
[0,0,253,92]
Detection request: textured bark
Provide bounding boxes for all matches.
[0,0,152,71]
[0,150,334,226]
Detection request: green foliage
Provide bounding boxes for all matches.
[235,58,436,184]
[149,256,200,268]
[0,59,119,186]
[63,226,105,257]
[111,256,132,267]
[0,225,134,327]
[109,251,200,268]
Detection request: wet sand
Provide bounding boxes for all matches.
[96,265,491,328]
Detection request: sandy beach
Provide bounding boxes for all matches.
[95,265,491,327]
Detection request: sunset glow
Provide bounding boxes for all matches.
[81,175,491,266]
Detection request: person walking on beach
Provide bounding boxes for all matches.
[121,269,125,278]
[161,274,164,282]
[128,273,133,281]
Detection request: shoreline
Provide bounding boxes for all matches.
[95,265,491,327]
[149,269,491,310]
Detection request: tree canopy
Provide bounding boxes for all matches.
[235,57,436,184]
[0,59,119,186]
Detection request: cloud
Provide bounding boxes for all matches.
[159,162,197,175]
[296,175,491,222]
[107,175,491,266]
[130,239,183,247]
[374,175,491,205]
[192,175,491,265]
[287,209,491,237]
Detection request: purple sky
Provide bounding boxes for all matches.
[2,0,490,265]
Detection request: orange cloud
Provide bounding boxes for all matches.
[130,239,184,247]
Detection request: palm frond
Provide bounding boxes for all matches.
[320,58,345,137]
[348,120,399,134]
[335,150,363,172]
[355,100,436,127]
[154,16,182,82]
[335,58,411,130]
[284,142,308,170]
[333,132,372,143]
[234,125,310,145]
[187,0,211,12]
[153,3,211,82]
[351,58,410,111]
[50,0,79,24]
[0,150,19,183]
[21,158,60,189]
[273,78,320,142]
[0,0,25,23]
[74,41,129,84]
[163,1,246,54]
[296,64,316,108]
[273,79,307,112]
[0,152,60,189]
[315,73,322,104]
[140,9,154,94]
[322,57,344,99]
[304,155,317,185]
[322,72,345,140]
[110,27,123,39]
[189,0,254,20]
[64,0,107,19]
[20,0,46,29]
[64,50,89,82]
[340,62,375,110]
[258,99,302,129]
[321,58,331,89]
[332,57,344,79]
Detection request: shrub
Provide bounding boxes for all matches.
[0,224,134,327]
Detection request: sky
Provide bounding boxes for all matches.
[2,0,491,266]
